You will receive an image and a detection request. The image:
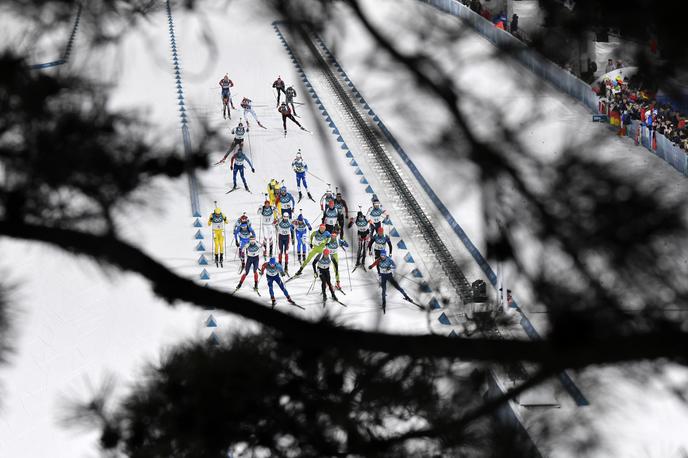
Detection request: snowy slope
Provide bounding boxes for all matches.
[0,1,444,456]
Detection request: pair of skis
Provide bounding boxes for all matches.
[297,193,316,204]
[226,186,251,194]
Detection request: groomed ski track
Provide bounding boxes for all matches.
[0,2,456,455]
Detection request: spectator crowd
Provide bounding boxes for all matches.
[595,74,688,152]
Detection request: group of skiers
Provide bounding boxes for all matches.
[219,73,307,136]
[207,73,420,312]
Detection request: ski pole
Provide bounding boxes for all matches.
[307,274,317,295]
[306,170,329,185]
[344,246,352,292]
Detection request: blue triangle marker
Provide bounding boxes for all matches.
[325,116,332,123]
[438,312,451,325]
[193,218,202,227]
[373,116,380,122]
[332,128,340,135]
[350,159,358,166]
[178,100,184,106]
[328,121,336,128]
[194,230,204,240]
[340,143,348,150]
[195,241,206,251]
[207,331,220,345]
[397,240,407,250]
[429,298,441,310]
[411,268,423,278]
[390,227,400,237]
[346,151,354,158]
[205,314,217,327]
[355,168,363,175]
[198,255,208,265]
[421,283,432,293]
[404,253,415,263]
[368,110,375,116]
[365,185,374,193]
[360,177,368,184]
[363,104,370,110]
[449,330,458,337]
[200,269,210,280]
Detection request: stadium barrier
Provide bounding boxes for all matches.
[422,0,688,176]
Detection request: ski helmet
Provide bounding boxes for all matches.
[241,223,248,229]
[323,231,331,238]
[379,249,387,257]
[323,249,330,256]
[214,207,221,214]
[357,210,364,218]
[377,226,384,234]
[319,224,326,231]
[282,213,289,219]
[297,214,304,222]
[296,149,302,157]
[336,191,342,197]
[269,257,276,265]
[240,214,248,222]
[280,186,287,194]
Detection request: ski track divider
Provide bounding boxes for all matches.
[29,4,82,70]
[312,36,588,406]
[165,0,219,345]
[271,21,441,314]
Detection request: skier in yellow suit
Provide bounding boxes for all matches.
[208,203,228,268]
[267,178,282,214]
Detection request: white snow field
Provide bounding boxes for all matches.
[1,0,687,456]
[0,1,447,456]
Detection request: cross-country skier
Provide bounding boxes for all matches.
[277,186,295,219]
[286,85,297,116]
[366,195,387,232]
[368,250,415,313]
[272,76,287,106]
[278,102,306,136]
[275,213,295,272]
[235,235,261,292]
[240,97,266,129]
[233,212,252,233]
[267,178,282,210]
[215,120,248,165]
[320,188,334,211]
[207,204,228,268]
[228,145,255,192]
[312,248,339,304]
[219,74,235,118]
[324,228,349,290]
[233,222,256,271]
[348,209,371,270]
[293,212,312,263]
[293,225,330,276]
[291,150,314,202]
[368,226,392,273]
[322,199,339,233]
[260,257,296,307]
[334,191,349,239]
[257,199,277,259]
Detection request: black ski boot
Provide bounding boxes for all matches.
[271,297,276,308]
[235,282,242,291]
[322,294,327,307]
[215,254,219,268]
[298,191,303,201]
[219,253,224,268]
[382,302,386,314]
[307,191,314,201]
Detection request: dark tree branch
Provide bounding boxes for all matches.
[1,220,687,367]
